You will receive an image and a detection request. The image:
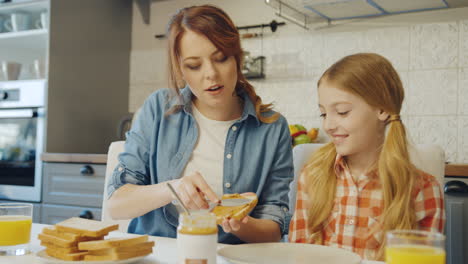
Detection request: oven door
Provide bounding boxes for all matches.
[0,108,44,202]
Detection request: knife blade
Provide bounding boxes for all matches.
[219,198,252,207]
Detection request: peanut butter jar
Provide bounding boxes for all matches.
[177,212,218,264]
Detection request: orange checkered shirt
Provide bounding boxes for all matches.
[288,155,445,260]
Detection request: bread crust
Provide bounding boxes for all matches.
[212,193,258,225]
[55,217,118,237]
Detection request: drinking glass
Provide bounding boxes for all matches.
[386,230,445,264]
[0,203,33,256]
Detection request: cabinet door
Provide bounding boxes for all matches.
[43,163,106,207]
[41,204,102,225]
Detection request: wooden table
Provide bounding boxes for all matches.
[0,224,384,264]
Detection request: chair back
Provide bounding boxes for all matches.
[102,140,131,233]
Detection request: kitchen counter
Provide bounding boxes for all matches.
[41,153,107,164]
[445,164,468,177]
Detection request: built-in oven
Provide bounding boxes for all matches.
[0,80,45,202]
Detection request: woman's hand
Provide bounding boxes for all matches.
[220,192,255,233]
[172,171,219,210]
[221,216,249,232]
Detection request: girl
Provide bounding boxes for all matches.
[106,5,293,244]
[289,53,445,260]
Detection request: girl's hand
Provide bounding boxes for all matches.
[172,171,219,210]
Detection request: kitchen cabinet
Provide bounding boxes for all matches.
[41,161,105,224]
[0,0,132,154]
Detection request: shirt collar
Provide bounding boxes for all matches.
[334,154,378,181]
[176,85,260,125]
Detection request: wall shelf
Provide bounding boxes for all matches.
[0,29,47,52]
[0,0,48,14]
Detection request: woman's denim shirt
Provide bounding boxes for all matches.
[107,87,294,244]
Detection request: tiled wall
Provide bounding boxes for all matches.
[130,1,468,163]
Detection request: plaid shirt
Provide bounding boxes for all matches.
[289,155,445,260]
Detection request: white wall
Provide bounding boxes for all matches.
[130,0,468,163]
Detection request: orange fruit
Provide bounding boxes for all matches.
[307,128,319,141]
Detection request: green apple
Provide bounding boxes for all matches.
[293,134,311,146]
[295,124,307,132]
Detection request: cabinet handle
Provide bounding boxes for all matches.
[80,165,94,176]
[79,210,94,219]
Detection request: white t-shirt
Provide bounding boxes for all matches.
[181,105,238,197]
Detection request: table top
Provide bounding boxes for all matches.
[0,223,384,264]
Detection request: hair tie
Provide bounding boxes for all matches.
[387,114,401,123]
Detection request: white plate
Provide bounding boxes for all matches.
[36,250,148,264]
[217,243,361,264]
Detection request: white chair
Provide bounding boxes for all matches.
[289,143,446,215]
[102,140,131,233]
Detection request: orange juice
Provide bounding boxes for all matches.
[0,215,32,246]
[386,245,445,264]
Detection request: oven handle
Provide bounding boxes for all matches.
[0,109,37,119]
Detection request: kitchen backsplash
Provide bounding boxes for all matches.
[129,0,468,163]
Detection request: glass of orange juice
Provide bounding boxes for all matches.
[385,230,445,264]
[0,203,33,256]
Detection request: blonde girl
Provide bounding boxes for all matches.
[289,53,445,260]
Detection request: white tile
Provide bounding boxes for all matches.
[408,69,458,115]
[399,71,410,115]
[407,116,457,162]
[458,116,468,163]
[362,27,410,71]
[410,22,458,70]
[459,68,468,115]
[460,20,468,67]
[322,31,367,68]
[301,33,325,77]
[264,79,319,118]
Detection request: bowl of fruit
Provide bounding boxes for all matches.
[289,124,319,147]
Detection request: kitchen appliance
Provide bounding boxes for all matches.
[444,176,468,264]
[0,80,45,202]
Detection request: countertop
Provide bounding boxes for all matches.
[41,153,107,164]
[445,164,468,177]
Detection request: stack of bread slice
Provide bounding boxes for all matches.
[79,235,154,261]
[38,217,154,261]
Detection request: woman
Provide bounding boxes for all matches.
[289,53,444,260]
[106,5,293,244]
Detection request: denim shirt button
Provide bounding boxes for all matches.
[231,126,237,131]
[282,207,288,212]
[225,182,231,188]
[118,167,123,172]
[226,154,232,159]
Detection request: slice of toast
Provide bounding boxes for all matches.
[87,241,155,256]
[42,226,103,242]
[38,233,78,248]
[55,217,118,237]
[78,235,149,251]
[40,241,82,254]
[38,232,104,248]
[84,247,153,261]
[212,193,258,225]
[45,248,88,261]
